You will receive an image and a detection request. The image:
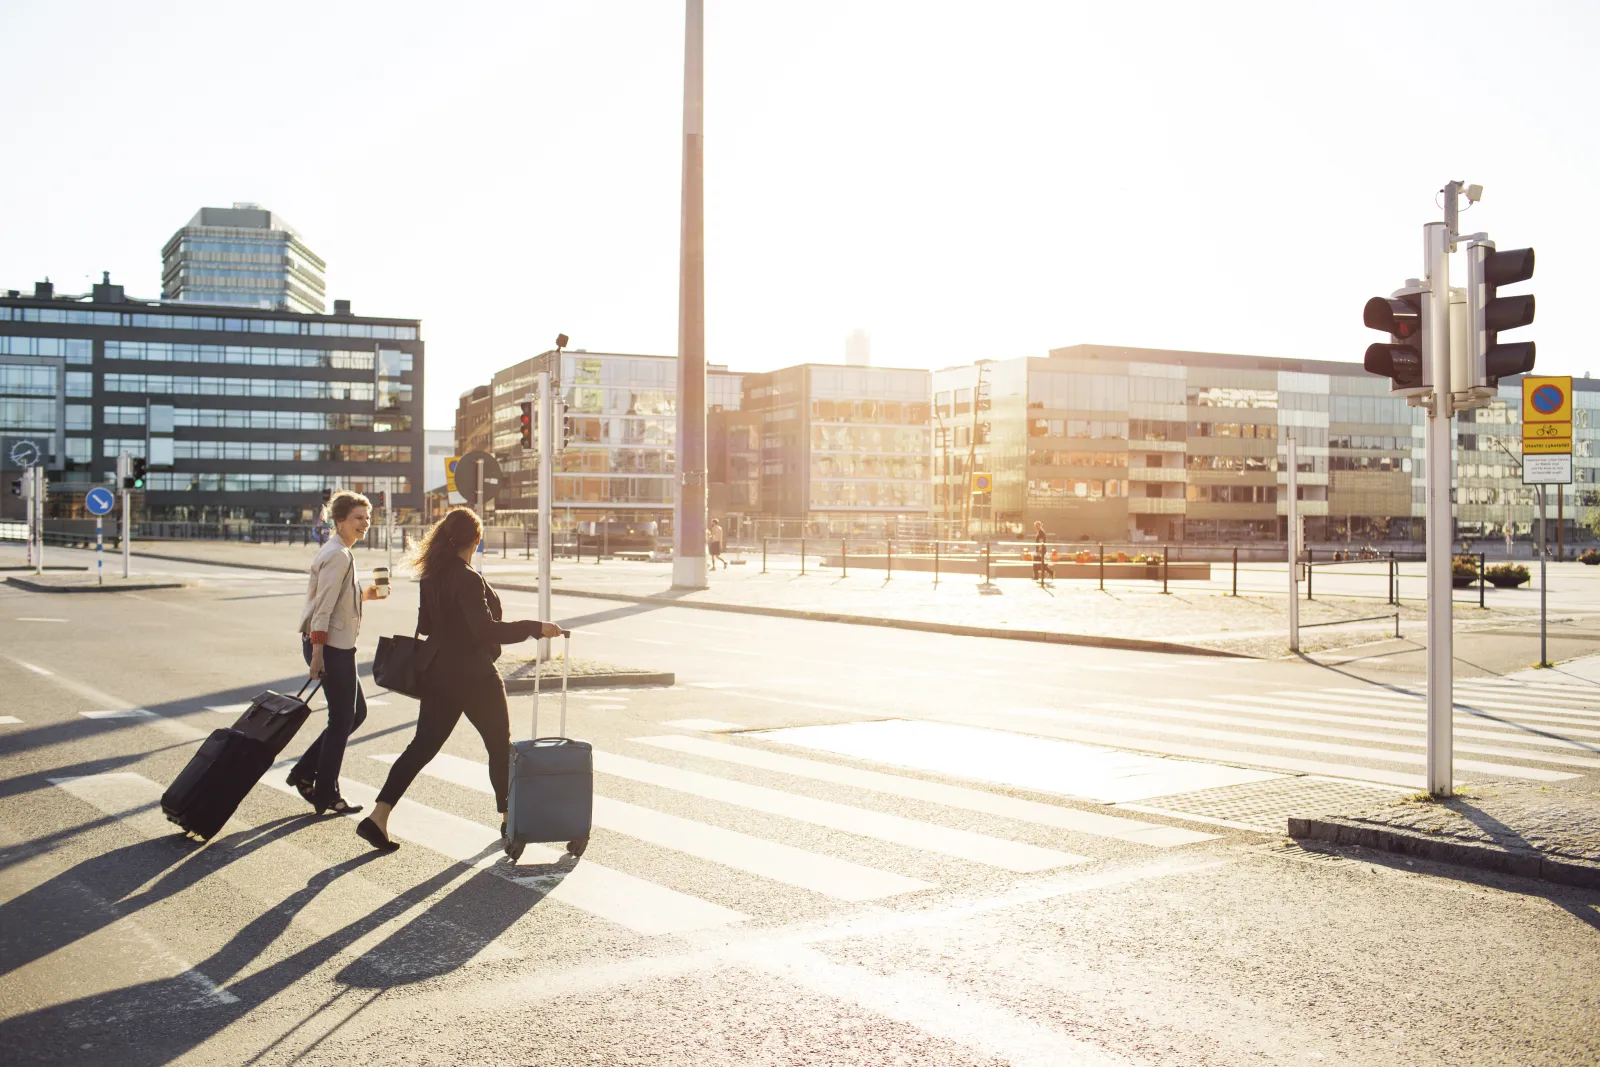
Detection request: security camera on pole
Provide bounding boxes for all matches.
[1360,181,1537,797]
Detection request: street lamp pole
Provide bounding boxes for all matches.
[672,0,709,590]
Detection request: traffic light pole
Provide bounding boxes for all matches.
[671,0,709,591]
[33,466,43,576]
[537,369,554,662]
[1423,219,1454,797]
[1287,435,1299,652]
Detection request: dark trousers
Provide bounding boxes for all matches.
[377,666,511,812]
[293,637,369,807]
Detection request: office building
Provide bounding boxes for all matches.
[482,349,741,534]
[455,385,492,457]
[162,204,327,313]
[932,344,1598,546]
[742,363,932,534]
[0,277,423,524]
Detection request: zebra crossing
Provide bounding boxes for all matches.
[967,676,1600,792]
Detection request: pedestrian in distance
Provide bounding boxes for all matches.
[289,490,383,817]
[707,518,728,570]
[1031,520,1053,585]
[356,506,563,853]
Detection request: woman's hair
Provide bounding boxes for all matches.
[324,490,371,525]
[407,506,482,581]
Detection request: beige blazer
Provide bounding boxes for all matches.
[297,538,363,650]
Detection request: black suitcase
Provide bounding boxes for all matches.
[161,680,321,839]
[232,680,320,756]
[161,728,275,839]
[504,633,592,862]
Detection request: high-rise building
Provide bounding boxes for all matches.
[161,204,327,313]
[1,278,423,524]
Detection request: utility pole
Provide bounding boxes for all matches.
[672,0,709,590]
[537,368,555,662]
[1287,435,1299,652]
[1423,205,1455,797]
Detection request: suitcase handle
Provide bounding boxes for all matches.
[295,678,324,701]
[531,632,569,740]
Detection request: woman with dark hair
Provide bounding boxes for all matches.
[290,489,382,816]
[355,506,562,852]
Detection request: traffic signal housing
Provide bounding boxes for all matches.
[519,400,534,449]
[1362,292,1426,394]
[1467,244,1535,386]
[9,478,20,497]
[124,457,147,489]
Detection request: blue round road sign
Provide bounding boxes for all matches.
[1532,384,1564,415]
[85,487,116,516]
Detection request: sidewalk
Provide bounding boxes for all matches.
[69,540,1589,662]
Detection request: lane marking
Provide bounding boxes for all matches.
[687,682,743,689]
[261,767,746,935]
[0,715,20,725]
[1148,699,1600,763]
[1319,687,1600,723]
[385,752,934,903]
[15,617,67,622]
[81,709,156,721]
[1217,693,1600,741]
[663,719,745,732]
[596,750,1089,873]
[640,732,1215,847]
[1255,692,1600,735]
[17,661,53,676]
[1066,702,1580,780]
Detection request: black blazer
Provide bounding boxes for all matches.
[417,556,535,671]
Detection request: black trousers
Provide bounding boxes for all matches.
[293,637,369,807]
[377,665,511,812]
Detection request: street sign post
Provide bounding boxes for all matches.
[454,450,501,573]
[1521,376,1571,668]
[86,487,115,587]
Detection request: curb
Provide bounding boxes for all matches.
[1288,815,1600,891]
[502,671,674,692]
[129,550,308,574]
[495,583,1248,659]
[5,576,188,593]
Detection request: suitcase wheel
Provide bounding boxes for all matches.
[505,836,525,862]
[567,835,588,858]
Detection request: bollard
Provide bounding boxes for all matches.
[1479,551,1487,609]
[801,537,806,576]
[1162,545,1169,594]
[503,529,508,558]
[887,539,893,580]
[842,538,848,578]
[1098,542,1105,591]
[985,541,991,583]
[1232,545,1239,596]
[1307,553,1313,601]
[762,537,768,574]
[934,539,940,586]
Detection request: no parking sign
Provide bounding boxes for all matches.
[1521,375,1572,484]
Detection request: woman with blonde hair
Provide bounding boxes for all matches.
[356,506,562,852]
[290,489,383,816]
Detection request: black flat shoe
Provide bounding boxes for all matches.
[286,772,316,807]
[319,796,364,817]
[356,817,398,853]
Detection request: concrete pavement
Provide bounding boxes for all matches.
[1,573,1598,1063]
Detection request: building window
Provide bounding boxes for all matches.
[66,438,93,463]
[66,404,93,430]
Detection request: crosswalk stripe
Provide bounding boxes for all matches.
[1203,694,1600,742]
[80,709,155,720]
[261,767,748,935]
[1389,683,1600,712]
[1071,702,1579,779]
[931,709,1432,789]
[1150,699,1600,764]
[632,733,1214,847]
[1255,692,1600,736]
[0,715,20,725]
[46,772,520,980]
[663,719,745,732]
[1320,687,1600,723]
[206,704,252,715]
[595,750,1089,873]
[1158,697,1600,752]
[378,752,935,902]
[1455,678,1600,697]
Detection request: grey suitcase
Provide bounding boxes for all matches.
[504,632,592,862]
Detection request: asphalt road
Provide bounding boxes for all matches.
[1,574,1597,1065]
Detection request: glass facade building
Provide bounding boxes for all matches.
[0,279,423,524]
[743,364,932,534]
[933,344,1598,547]
[162,204,327,314]
[485,350,741,534]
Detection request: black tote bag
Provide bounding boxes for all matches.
[374,609,436,698]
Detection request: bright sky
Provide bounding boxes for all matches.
[2,1,1595,428]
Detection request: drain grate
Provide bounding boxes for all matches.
[1259,841,1347,865]
[1137,776,1407,831]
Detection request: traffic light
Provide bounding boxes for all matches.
[128,457,147,490]
[1362,292,1426,392]
[556,400,570,454]
[518,400,533,449]
[320,488,333,504]
[1467,243,1535,385]
[373,489,387,510]
[9,478,20,497]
